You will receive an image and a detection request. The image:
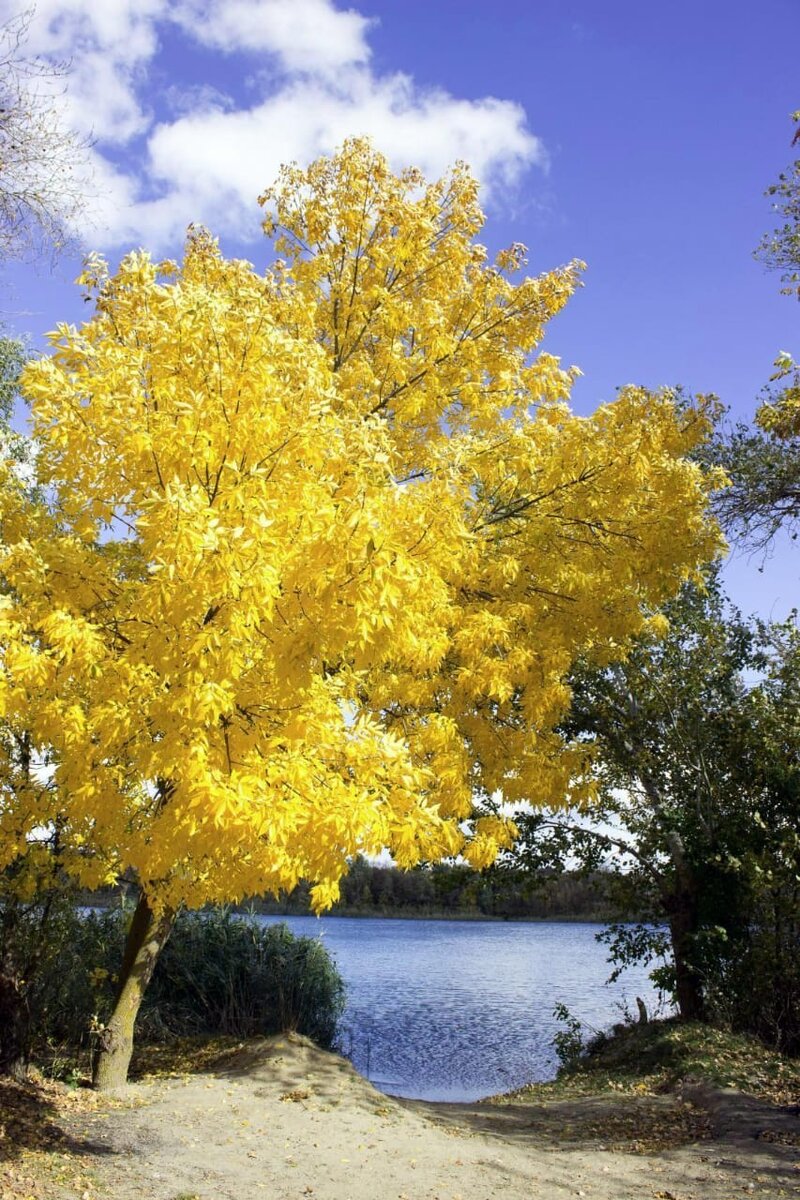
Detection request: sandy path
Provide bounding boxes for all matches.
[48,1035,799,1200]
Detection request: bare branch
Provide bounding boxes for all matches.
[0,9,93,262]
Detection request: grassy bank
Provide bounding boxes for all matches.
[499,1017,800,1107]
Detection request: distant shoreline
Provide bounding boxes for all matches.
[250,907,613,924]
[79,861,616,924]
[79,894,613,924]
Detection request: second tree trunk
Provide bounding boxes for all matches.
[92,892,176,1091]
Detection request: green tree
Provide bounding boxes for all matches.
[722,618,800,1051]
[709,113,800,546]
[756,111,800,298]
[703,420,800,549]
[509,575,800,1038]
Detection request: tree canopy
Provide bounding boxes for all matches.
[0,139,725,1084]
[1,140,723,914]
[508,574,800,1046]
[710,113,800,546]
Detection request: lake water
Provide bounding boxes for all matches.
[255,915,664,1101]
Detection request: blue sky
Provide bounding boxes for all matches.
[2,0,798,618]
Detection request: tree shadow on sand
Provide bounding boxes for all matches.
[0,1076,118,1163]
[407,1084,799,1159]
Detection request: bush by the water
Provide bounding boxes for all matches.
[21,903,345,1055]
[542,1016,800,1105]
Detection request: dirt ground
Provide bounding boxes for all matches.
[2,1034,799,1200]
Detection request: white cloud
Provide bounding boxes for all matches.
[134,71,540,248]
[17,0,163,140]
[173,0,373,74]
[162,82,236,119]
[2,0,546,252]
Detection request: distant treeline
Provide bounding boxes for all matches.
[80,859,615,922]
[253,858,614,921]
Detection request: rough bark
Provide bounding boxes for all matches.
[658,827,707,1022]
[92,891,176,1091]
[667,890,706,1022]
[0,970,30,1081]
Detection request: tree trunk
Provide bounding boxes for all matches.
[660,830,706,1022]
[668,894,706,1022]
[0,895,31,1082]
[0,971,30,1081]
[92,892,176,1091]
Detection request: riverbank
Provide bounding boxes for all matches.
[78,894,615,924]
[2,1025,797,1200]
[255,906,614,923]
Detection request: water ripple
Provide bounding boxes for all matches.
[256,915,664,1101]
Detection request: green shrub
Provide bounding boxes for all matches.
[141,909,345,1048]
[19,903,344,1054]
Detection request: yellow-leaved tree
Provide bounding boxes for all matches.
[0,139,724,1088]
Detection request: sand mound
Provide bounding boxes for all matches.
[209,1031,400,1114]
[25,1036,798,1200]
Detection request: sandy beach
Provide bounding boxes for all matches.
[3,1033,797,1200]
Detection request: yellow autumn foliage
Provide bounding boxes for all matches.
[756,352,800,439]
[0,139,725,912]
